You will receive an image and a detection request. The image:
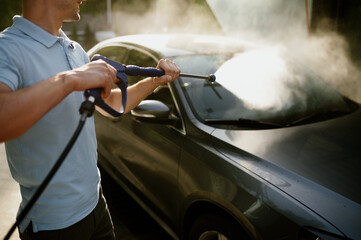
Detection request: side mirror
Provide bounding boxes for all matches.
[131,100,178,124]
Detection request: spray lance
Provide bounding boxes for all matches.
[3,55,216,240]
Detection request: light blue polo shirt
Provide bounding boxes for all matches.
[0,16,100,233]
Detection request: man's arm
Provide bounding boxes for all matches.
[0,60,117,142]
[102,59,180,114]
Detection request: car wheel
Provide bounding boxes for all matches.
[188,213,250,240]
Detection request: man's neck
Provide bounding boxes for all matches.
[22,2,63,36]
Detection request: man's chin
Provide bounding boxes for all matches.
[63,13,81,22]
[64,19,80,23]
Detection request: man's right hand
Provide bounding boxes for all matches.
[67,60,118,98]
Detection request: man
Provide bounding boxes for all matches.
[0,0,180,239]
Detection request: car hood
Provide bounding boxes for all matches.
[211,109,361,238]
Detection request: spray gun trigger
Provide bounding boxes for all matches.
[87,55,129,117]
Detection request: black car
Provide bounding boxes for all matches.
[88,34,361,240]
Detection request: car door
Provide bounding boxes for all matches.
[92,45,184,226]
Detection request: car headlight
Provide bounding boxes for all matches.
[298,226,351,240]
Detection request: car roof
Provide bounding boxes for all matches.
[88,34,252,58]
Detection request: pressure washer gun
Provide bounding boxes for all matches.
[83,54,216,117]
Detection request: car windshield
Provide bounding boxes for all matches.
[173,49,358,128]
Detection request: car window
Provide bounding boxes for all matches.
[125,49,158,86]
[123,49,181,128]
[123,49,181,129]
[92,45,128,63]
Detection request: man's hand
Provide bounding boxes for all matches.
[152,59,181,84]
[67,60,118,98]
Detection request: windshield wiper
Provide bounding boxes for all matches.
[204,118,283,129]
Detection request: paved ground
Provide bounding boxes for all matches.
[0,143,172,240]
[0,143,21,240]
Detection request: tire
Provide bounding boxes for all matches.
[188,213,251,240]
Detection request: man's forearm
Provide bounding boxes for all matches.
[0,60,119,142]
[0,72,74,142]
[103,77,161,115]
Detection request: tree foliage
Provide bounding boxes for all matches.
[0,0,207,31]
[0,0,22,31]
[0,0,150,31]
[81,0,152,15]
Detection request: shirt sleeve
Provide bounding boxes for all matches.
[0,38,22,91]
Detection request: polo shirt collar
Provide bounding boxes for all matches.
[12,15,69,48]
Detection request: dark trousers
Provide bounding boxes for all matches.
[19,189,116,240]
